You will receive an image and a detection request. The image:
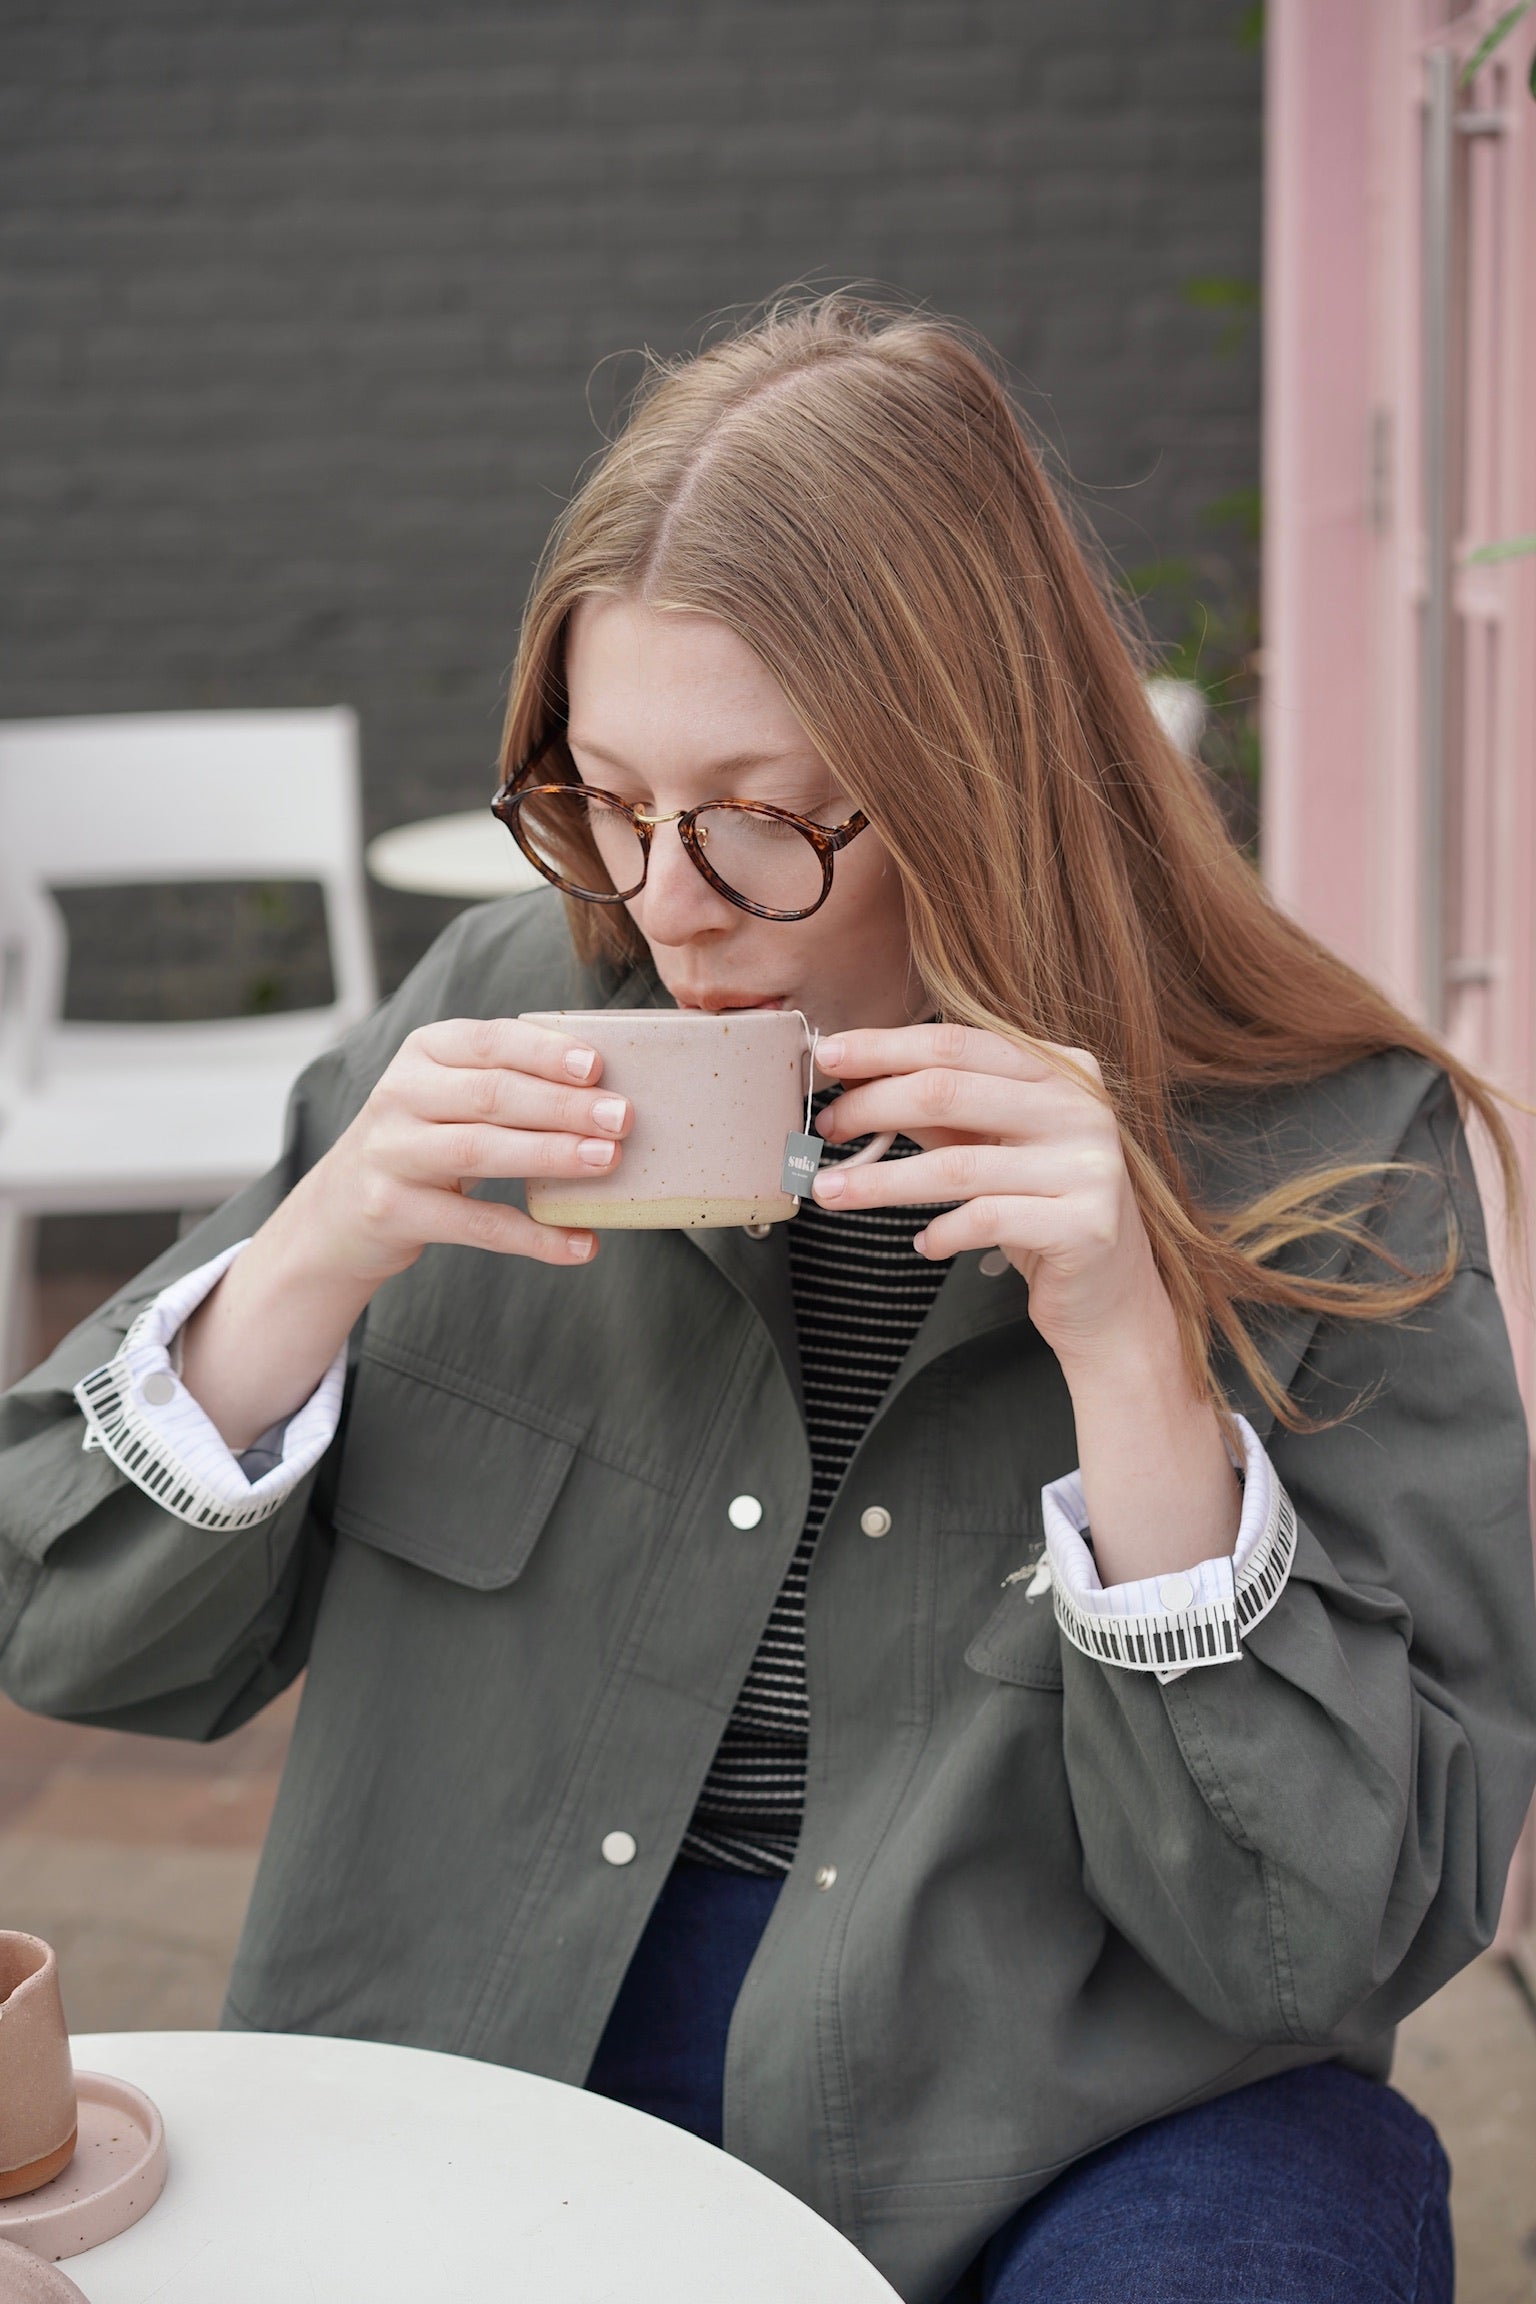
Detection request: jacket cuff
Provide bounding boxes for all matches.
[72,1240,347,1532]
[1040,1413,1298,1682]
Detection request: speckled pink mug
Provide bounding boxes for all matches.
[0,1935,77,2202]
[520,1007,896,1231]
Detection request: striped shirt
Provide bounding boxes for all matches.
[682,1096,952,1876]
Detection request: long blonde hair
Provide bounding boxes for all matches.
[500,293,1523,1429]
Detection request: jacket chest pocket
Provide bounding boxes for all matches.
[332,1342,580,1590]
[960,1506,1065,1693]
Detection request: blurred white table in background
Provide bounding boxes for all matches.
[63,2032,899,2304]
[366,811,544,899]
[1144,674,1209,758]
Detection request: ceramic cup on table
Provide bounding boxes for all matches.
[519,1007,897,1231]
[0,1936,76,2202]
[0,2237,89,2302]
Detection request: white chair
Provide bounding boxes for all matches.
[0,709,378,1384]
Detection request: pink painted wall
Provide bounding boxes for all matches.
[1263,0,1536,1945]
[1262,3,1377,967]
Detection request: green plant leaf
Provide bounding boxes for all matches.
[1465,531,1536,564]
[1120,557,1199,604]
[1202,487,1263,543]
[241,971,284,1016]
[1183,277,1260,313]
[1460,0,1534,84]
[1183,277,1260,357]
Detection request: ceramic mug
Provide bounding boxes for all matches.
[0,1935,77,2202]
[0,2237,90,2302]
[518,1007,897,1230]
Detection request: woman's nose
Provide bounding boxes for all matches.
[631,819,737,943]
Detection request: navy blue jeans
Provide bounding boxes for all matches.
[586,1862,1453,2303]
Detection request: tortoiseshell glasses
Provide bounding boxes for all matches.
[491,725,871,923]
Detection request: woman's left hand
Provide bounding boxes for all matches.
[811,1022,1170,1377]
[814,1022,1243,1581]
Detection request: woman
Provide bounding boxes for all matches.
[2,297,1533,2304]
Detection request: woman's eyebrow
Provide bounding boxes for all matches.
[566,734,821,782]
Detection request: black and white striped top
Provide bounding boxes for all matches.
[681,1096,952,1877]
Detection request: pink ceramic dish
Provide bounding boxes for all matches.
[0,2075,165,2263]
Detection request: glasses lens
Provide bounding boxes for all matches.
[509,787,647,900]
[693,806,828,915]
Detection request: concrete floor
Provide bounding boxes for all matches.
[1394,1948,1536,2304]
[0,1682,294,2034]
[5,1274,1535,2296]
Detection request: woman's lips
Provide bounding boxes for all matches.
[678,994,785,1013]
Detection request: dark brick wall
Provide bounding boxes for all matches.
[1,0,1262,998]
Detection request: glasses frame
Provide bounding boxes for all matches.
[491,724,871,923]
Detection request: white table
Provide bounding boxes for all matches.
[366,811,545,899]
[64,2033,898,2303]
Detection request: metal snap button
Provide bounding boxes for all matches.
[1158,1573,1196,1612]
[979,1248,1010,1277]
[860,1505,892,1539]
[139,1371,177,1407]
[742,1222,773,1239]
[814,1864,837,1890]
[727,1495,764,1530]
[601,1830,637,1866]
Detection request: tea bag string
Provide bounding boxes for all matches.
[784,1007,898,1192]
[791,1010,820,1135]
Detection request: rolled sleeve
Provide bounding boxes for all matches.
[73,1240,347,1533]
[1041,1414,1298,1681]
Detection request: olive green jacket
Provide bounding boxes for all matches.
[3,893,1534,2302]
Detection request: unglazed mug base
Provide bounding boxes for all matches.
[527,1189,795,1231]
[0,2129,77,2203]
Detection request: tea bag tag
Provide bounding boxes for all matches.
[783,1016,825,1202]
[781,1131,825,1198]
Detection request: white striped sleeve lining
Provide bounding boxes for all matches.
[73,1239,348,1533]
[1039,1413,1297,1683]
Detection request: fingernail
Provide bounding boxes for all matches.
[818,1037,845,1068]
[567,1231,596,1260]
[814,1109,835,1138]
[912,1230,930,1256]
[578,1138,617,1167]
[814,1170,846,1202]
[564,1047,597,1081]
[591,1097,627,1133]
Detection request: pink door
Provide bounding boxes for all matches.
[1263,0,1536,1950]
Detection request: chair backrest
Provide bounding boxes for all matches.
[0,709,377,1085]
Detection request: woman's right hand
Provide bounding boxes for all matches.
[303,1016,630,1281]
[177,1019,627,1450]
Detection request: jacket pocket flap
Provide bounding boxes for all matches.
[965,1568,1065,1690]
[333,1350,576,1591]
